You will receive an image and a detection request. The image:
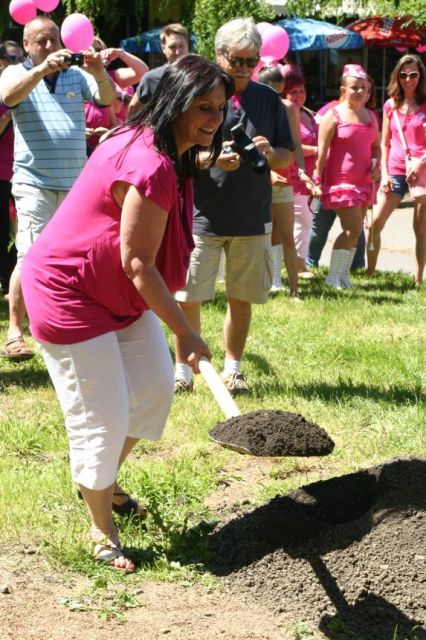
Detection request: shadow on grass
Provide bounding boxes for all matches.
[292,380,424,405]
[0,366,51,391]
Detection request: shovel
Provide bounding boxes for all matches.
[199,357,335,458]
[198,357,252,455]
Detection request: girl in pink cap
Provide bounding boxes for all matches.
[314,64,381,288]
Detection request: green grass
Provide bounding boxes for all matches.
[1,270,425,633]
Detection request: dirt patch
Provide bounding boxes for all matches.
[0,552,286,640]
[209,410,335,457]
[209,456,426,639]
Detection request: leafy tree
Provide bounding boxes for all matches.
[192,0,275,59]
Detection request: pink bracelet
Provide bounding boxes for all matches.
[313,175,322,185]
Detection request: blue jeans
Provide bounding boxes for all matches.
[306,206,365,270]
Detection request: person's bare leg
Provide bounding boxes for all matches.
[366,193,402,276]
[174,300,201,363]
[6,267,27,340]
[224,297,251,362]
[113,436,141,509]
[78,483,134,570]
[413,201,426,286]
[272,202,299,297]
[334,207,363,249]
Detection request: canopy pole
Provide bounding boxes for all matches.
[381,48,386,108]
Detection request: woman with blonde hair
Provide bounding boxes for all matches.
[367,54,426,287]
[314,64,381,288]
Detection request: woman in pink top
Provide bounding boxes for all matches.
[0,40,23,296]
[314,64,380,288]
[367,54,426,287]
[21,55,233,572]
[285,74,318,277]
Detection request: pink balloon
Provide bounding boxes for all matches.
[395,46,406,52]
[260,25,290,61]
[61,13,94,52]
[34,0,60,10]
[256,22,275,37]
[9,0,36,25]
[417,44,426,53]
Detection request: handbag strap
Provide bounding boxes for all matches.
[393,109,410,157]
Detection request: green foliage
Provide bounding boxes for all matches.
[60,0,147,28]
[192,0,275,59]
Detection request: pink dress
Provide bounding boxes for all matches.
[21,127,194,345]
[383,99,426,175]
[322,107,376,210]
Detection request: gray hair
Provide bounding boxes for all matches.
[215,17,261,54]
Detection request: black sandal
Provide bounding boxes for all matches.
[77,489,147,520]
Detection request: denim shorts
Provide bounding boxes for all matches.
[389,174,409,197]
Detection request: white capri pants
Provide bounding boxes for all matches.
[293,194,313,260]
[39,311,174,490]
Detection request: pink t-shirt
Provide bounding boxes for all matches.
[21,127,194,344]
[84,101,111,153]
[0,103,14,182]
[383,98,426,175]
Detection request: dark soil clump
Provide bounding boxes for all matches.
[209,410,335,457]
[209,457,426,639]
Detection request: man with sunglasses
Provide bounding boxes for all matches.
[174,17,294,396]
[0,16,116,361]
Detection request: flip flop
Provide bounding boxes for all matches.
[1,337,34,361]
[93,539,135,572]
[77,489,147,520]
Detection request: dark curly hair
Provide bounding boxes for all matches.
[121,54,234,179]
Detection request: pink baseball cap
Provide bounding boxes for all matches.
[342,64,367,79]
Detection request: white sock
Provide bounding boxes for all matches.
[175,363,193,383]
[223,358,241,377]
[272,245,283,287]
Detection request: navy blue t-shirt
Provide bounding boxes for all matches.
[136,64,167,103]
[193,81,294,237]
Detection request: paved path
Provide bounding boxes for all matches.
[320,202,416,275]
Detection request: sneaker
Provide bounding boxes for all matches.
[270,283,284,293]
[222,372,251,397]
[299,271,316,280]
[174,378,193,394]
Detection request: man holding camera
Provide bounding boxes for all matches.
[0,16,115,360]
[174,17,294,396]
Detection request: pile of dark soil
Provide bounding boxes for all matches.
[209,410,335,457]
[209,457,426,639]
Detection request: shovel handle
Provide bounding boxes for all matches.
[199,356,241,419]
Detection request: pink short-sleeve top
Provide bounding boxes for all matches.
[21,127,194,345]
[383,98,426,175]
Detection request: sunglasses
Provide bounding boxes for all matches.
[399,71,420,80]
[0,54,23,63]
[222,52,260,69]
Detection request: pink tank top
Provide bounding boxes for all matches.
[291,108,318,195]
[323,107,376,189]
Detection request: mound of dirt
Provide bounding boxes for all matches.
[209,410,335,457]
[208,457,426,639]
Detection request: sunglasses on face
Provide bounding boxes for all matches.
[222,52,260,69]
[399,71,420,80]
[0,55,23,63]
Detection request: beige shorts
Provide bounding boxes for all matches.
[272,185,294,204]
[12,183,68,265]
[175,234,273,304]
